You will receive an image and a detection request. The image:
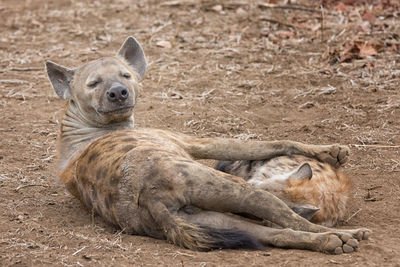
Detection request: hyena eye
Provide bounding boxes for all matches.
[123,73,131,79]
[88,80,99,88]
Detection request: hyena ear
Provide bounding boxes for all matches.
[117,36,146,80]
[290,204,319,221]
[45,61,75,99]
[289,163,313,180]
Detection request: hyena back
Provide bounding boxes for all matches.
[45,37,369,253]
[216,155,351,226]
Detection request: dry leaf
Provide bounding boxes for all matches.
[156,40,172,48]
[362,11,376,23]
[341,40,380,62]
[358,43,377,57]
[340,42,360,62]
[334,2,347,11]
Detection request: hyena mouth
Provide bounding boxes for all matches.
[98,105,135,115]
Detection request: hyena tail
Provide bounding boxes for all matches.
[166,216,264,251]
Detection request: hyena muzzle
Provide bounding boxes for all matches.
[45,36,369,254]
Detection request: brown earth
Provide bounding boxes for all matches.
[1,0,400,266]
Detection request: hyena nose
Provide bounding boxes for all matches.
[107,85,129,102]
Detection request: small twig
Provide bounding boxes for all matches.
[320,2,324,45]
[10,67,42,72]
[349,144,400,149]
[200,88,215,98]
[258,16,296,29]
[367,185,382,191]
[0,79,28,84]
[41,155,55,162]
[15,184,49,192]
[167,251,195,258]
[345,208,362,223]
[160,1,197,7]
[258,3,318,13]
[72,246,86,256]
[91,208,95,225]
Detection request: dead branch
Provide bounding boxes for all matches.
[258,16,296,29]
[258,3,318,13]
[15,184,49,192]
[10,67,43,72]
[349,144,400,149]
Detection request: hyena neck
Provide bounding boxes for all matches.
[58,100,134,172]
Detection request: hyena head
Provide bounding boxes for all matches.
[282,161,350,226]
[46,37,146,125]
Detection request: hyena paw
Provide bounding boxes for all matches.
[315,144,350,168]
[319,233,359,254]
[340,228,371,241]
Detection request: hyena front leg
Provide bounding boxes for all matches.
[181,162,369,241]
[178,210,359,254]
[172,133,350,168]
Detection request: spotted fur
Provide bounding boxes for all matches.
[45,37,369,254]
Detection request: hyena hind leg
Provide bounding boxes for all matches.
[143,200,263,251]
[178,210,360,254]
[182,162,370,241]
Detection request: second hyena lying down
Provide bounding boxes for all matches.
[216,155,350,227]
[45,36,369,253]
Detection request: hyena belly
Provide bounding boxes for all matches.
[69,131,140,230]
[65,130,174,234]
[216,155,351,227]
[64,129,198,237]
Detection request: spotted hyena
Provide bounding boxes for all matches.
[45,37,369,254]
[216,155,351,227]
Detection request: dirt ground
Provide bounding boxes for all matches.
[0,0,399,266]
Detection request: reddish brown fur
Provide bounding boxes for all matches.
[284,160,351,225]
[216,155,351,226]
